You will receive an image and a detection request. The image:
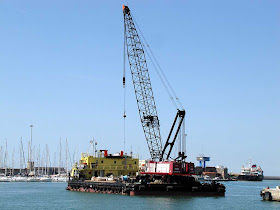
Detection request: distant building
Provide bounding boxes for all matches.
[216,165,229,179]
[195,155,228,179]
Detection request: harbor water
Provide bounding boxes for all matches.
[0,181,280,209]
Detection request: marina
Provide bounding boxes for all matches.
[0,137,70,183]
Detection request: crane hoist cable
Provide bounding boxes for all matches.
[142,42,178,109]
[132,14,184,110]
[123,16,127,153]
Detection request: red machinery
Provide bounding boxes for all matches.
[143,161,195,175]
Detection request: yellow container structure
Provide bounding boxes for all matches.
[71,150,139,180]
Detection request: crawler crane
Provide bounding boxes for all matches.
[123,5,194,178]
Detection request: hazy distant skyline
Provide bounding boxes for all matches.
[0,1,279,175]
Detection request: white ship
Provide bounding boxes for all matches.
[238,164,263,181]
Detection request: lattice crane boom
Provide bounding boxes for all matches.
[123,6,187,162]
[123,5,162,161]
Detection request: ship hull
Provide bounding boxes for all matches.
[237,175,263,181]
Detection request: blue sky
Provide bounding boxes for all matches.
[0,0,279,175]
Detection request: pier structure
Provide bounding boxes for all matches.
[261,186,280,201]
[196,156,210,168]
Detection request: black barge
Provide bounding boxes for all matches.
[67,175,225,196]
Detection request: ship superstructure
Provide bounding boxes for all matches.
[71,150,139,180]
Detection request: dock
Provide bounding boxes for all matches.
[263,176,280,180]
[260,186,280,201]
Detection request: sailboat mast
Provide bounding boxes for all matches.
[28,141,30,163]
[38,144,40,175]
[4,140,8,176]
[46,145,49,175]
[12,148,15,176]
[19,138,22,174]
[0,146,3,169]
[66,139,68,175]
[45,145,47,175]
[36,147,39,175]
[54,152,56,175]
[59,138,61,175]
[30,125,33,163]
[21,139,26,173]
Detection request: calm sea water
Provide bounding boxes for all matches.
[0,180,280,209]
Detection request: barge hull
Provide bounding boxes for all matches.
[130,191,224,196]
[67,180,225,196]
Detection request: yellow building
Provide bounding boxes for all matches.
[71,150,139,180]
